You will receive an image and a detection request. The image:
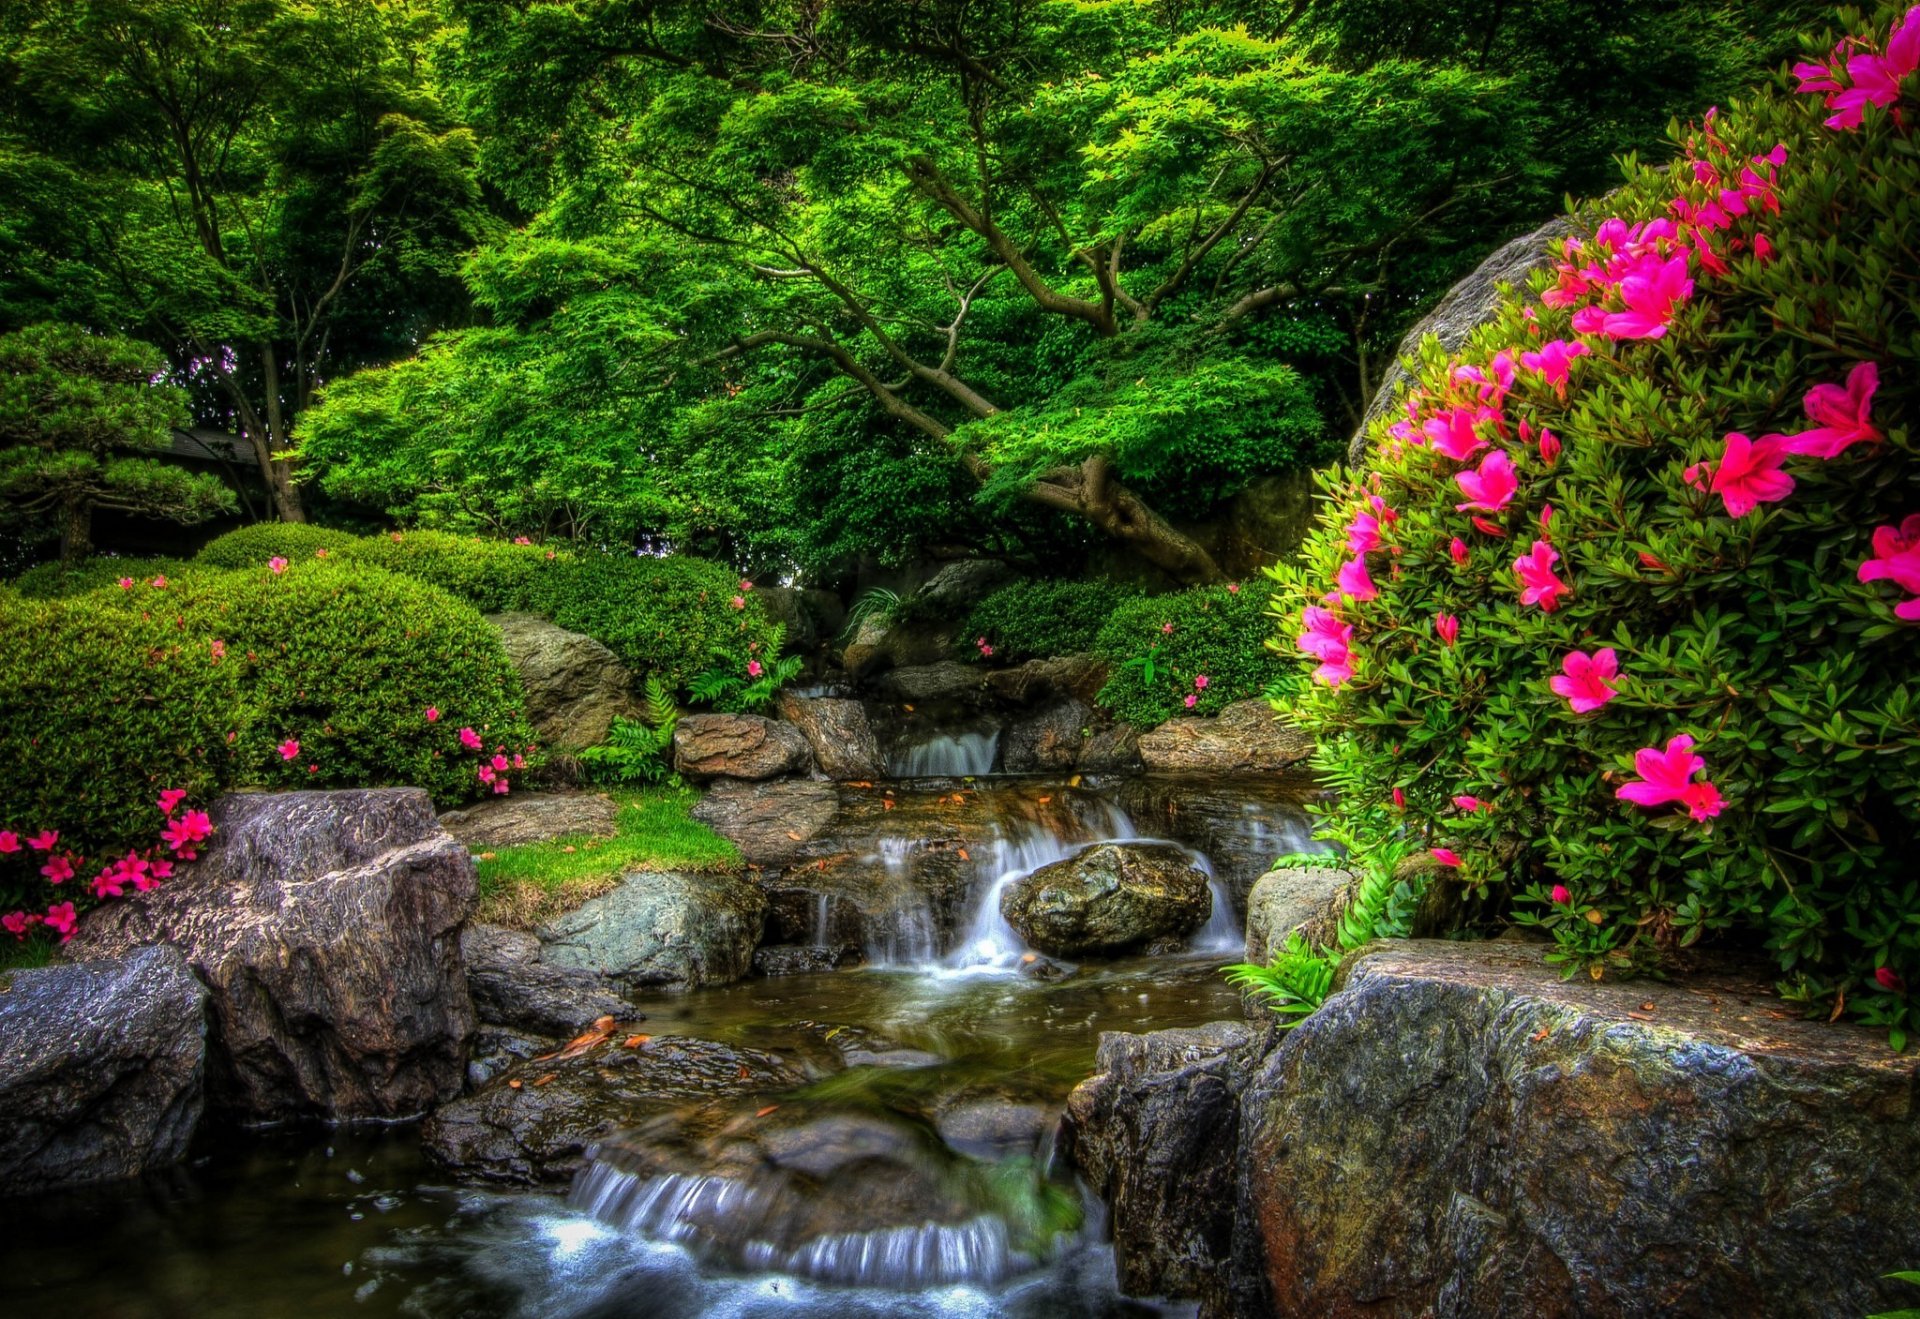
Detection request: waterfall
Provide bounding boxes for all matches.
[861,837,938,966]
[946,798,1138,971]
[889,727,1000,777]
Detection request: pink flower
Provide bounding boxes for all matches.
[1753,233,1775,262]
[978,642,994,657]
[268,556,289,574]
[44,902,77,942]
[26,830,56,852]
[1519,339,1590,396]
[1471,516,1508,539]
[1707,432,1794,518]
[1194,674,1210,690]
[1184,693,1198,709]
[162,809,212,854]
[739,579,754,592]
[1226,581,1240,593]
[1550,884,1572,905]
[1595,252,1694,340]
[150,575,168,589]
[0,831,15,854]
[1454,449,1519,515]
[117,577,134,589]
[1434,613,1459,647]
[1335,555,1378,602]
[1391,786,1406,809]
[493,780,511,795]
[731,595,746,610]
[1616,734,1723,822]
[1513,541,1570,611]
[1682,780,1726,822]
[209,639,226,662]
[1431,848,1462,867]
[488,754,508,772]
[459,727,484,751]
[278,739,300,761]
[1161,622,1175,635]
[3,911,40,938]
[513,536,532,545]
[90,866,126,900]
[747,660,763,678]
[1423,408,1491,462]
[1858,514,1920,620]
[314,548,330,559]
[1550,648,1620,714]
[477,764,495,784]
[1877,966,1907,993]
[1537,428,1562,466]
[425,706,440,723]
[157,788,187,817]
[1296,606,1357,688]
[1539,505,1555,534]
[1346,511,1384,554]
[1449,537,1469,566]
[1453,795,1484,812]
[41,855,73,884]
[1776,362,1881,459]
[1820,7,1920,129]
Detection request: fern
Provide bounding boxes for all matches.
[1225,932,1339,1025]
[839,587,902,641]
[579,675,679,784]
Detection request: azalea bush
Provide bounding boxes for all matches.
[195,523,360,568]
[12,554,191,598]
[1094,581,1279,728]
[963,578,1145,663]
[1274,4,1919,1045]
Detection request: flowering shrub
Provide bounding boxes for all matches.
[1273,4,1918,1044]
[963,578,1146,663]
[2,789,209,953]
[194,522,358,567]
[1094,581,1280,728]
[12,555,192,599]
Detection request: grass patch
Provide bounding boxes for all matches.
[473,784,741,929]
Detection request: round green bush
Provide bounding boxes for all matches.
[334,529,557,615]
[964,578,1145,662]
[1093,582,1281,728]
[1275,7,1917,1043]
[195,522,359,568]
[11,555,191,598]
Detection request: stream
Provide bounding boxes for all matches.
[0,770,1324,1319]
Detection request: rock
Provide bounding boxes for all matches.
[1220,469,1318,577]
[754,586,832,651]
[1116,773,1326,915]
[461,923,632,1035]
[1066,1021,1255,1310]
[439,792,619,850]
[422,1033,809,1185]
[984,655,1110,706]
[1136,699,1314,775]
[538,871,765,990]
[1000,842,1212,959]
[673,713,812,781]
[1229,940,1920,1318]
[488,611,640,750]
[1001,698,1091,774]
[0,946,206,1194]
[776,693,884,779]
[935,1095,1057,1160]
[752,945,861,976]
[690,778,840,867]
[466,1026,554,1089]
[914,558,1012,612]
[1348,218,1573,466]
[1077,724,1144,774]
[877,661,986,703]
[1241,867,1352,963]
[71,789,475,1121]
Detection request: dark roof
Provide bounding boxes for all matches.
[168,427,250,463]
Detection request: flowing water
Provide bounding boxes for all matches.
[0,772,1322,1319]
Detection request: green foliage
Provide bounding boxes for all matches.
[688,652,804,715]
[194,523,361,569]
[339,530,555,616]
[841,588,904,642]
[11,555,190,598]
[1093,583,1280,727]
[1225,932,1338,1024]
[964,578,1145,662]
[579,677,679,786]
[1869,1271,1920,1319]
[1274,11,1919,1044]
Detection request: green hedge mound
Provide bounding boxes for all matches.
[1093,582,1280,728]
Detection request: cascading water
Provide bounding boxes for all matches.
[889,726,1000,777]
[862,837,938,966]
[947,797,1138,972]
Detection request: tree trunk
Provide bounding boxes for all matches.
[1024,456,1225,585]
[60,498,92,563]
[259,348,307,523]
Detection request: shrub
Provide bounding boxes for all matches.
[1273,6,1918,1045]
[339,529,556,615]
[1093,581,1280,727]
[964,578,1146,662]
[11,555,191,598]
[195,522,358,568]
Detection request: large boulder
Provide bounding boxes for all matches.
[1227,941,1920,1318]
[487,611,641,751]
[71,789,476,1121]
[914,558,1012,613]
[877,661,987,703]
[672,713,812,781]
[439,792,619,850]
[1000,842,1212,959]
[461,923,632,1036]
[984,654,1110,706]
[1137,699,1314,775]
[537,871,765,990]
[1001,698,1091,773]
[776,693,884,779]
[1241,866,1352,963]
[690,778,840,867]
[1077,724,1144,774]
[0,946,206,1194]
[1348,218,1572,466]
[1066,1021,1256,1311]
[1114,773,1327,913]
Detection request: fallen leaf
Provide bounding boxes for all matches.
[903,704,915,712]
[883,799,895,811]
[957,848,969,862]
[1037,795,1052,804]
[624,1034,651,1048]
[535,1017,617,1062]
[786,830,803,841]
[532,1073,557,1087]
[1626,1011,1654,1022]
[738,1065,751,1080]
[507,1078,523,1090]
[1638,1002,1656,1013]
[755,1105,779,1118]
[1829,990,1846,1022]
[1068,775,1082,788]
[1530,1026,1550,1042]
[477,851,497,861]
[1765,1009,1793,1020]
[562,845,577,854]
[849,781,873,789]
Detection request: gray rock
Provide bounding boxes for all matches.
[1136,699,1314,775]
[1066,1022,1255,1310]
[690,778,840,867]
[1001,842,1212,959]
[1242,866,1352,963]
[1221,469,1317,576]
[488,611,640,750]
[914,558,1012,612]
[1348,218,1573,466]
[1077,724,1144,774]
[1001,698,1091,774]
[538,871,765,990]
[461,923,631,1035]
[466,1026,554,1089]
[439,792,619,850]
[751,945,861,977]
[1115,773,1325,915]
[984,655,1110,706]
[776,693,884,779]
[71,789,475,1121]
[673,713,812,781]
[877,661,986,703]
[1229,941,1920,1318]
[0,947,206,1194]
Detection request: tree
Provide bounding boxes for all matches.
[0,0,496,522]
[0,323,232,559]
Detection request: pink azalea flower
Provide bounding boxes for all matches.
[459,727,484,751]
[1537,428,1562,467]
[1513,541,1570,611]
[477,764,495,784]
[1184,693,1198,709]
[150,575,168,589]
[739,579,754,592]
[1470,516,1508,539]
[1449,537,1469,566]
[1453,795,1484,812]
[425,706,440,723]
[1434,613,1460,647]
[1454,449,1519,515]
[1598,252,1694,340]
[747,659,763,678]
[41,854,73,884]
[1392,786,1406,809]
[3,911,40,938]
[1519,339,1590,397]
[25,830,56,852]
[1550,648,1620,713]
[1539,505,1555,535]
[1431,848,1462,867]
[1194,674,1210,690]
[731,595,746,610]
[1682,781,1726,822]
[1296,606,1357,688]
[157,788,187,817]
[117,577,134,589]
[209,639,226,662]
[91,867,126,900]
[513,536,532,545]
[0,831,16,854]
[1335,555,1378,602]
[1858,513,1920,620]
[44,902,77,942]
[1707,432,1794,518]
[1615,734,1723,822]
[1423,407,1491,462]
[1877,966,1907,993]
[314,548,330,559]
[1346,511,1384,554]
[493,780,511,795]
[1550,885,1572,905]
[978,642,994,657]
[268,556,289,575]
[1161,622,1175,635]
[1226,581,1240,593]
[1822,7,1920,128]
[1776,362,1881,459]
[278,739,300,761]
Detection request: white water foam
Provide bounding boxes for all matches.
[890,728,1000,777]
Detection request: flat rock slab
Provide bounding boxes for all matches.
[462,923,632,1035]
[673,713,812,781]
[1137,700,1314,775]
[1233,940,1920,1319]
[877,661,987,703]
[439,792,620,850]
[0,946,206,1194]
[538,870,765,990]
[691,779,841,869]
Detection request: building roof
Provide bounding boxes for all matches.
[168,427,251,464]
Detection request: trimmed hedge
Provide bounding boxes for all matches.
[193,522,358,567]
[963,578,1145,662]
[11,555,192,599]
[1092,582,1281,728]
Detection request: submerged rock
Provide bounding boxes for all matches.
[488,611,641,751]
[775,693,884,779]
[0,946,206,1194]
[673,714,812,781]
[461,923,631,1035]
[1001,842,1211,958]
[751,944,861,977]
[439,792,619,850]
[538,870,765,990]
[72,789,475,1122]
[1136,699,1314,775]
